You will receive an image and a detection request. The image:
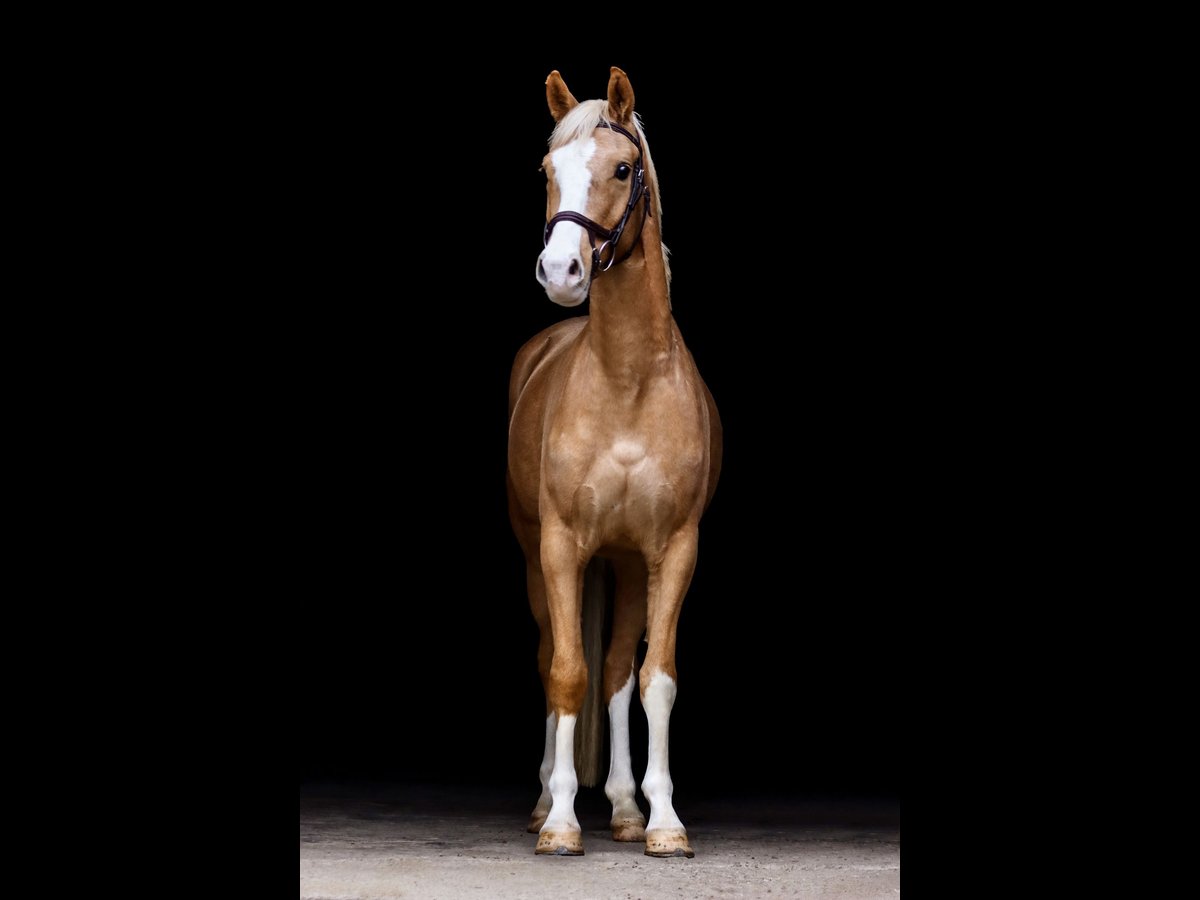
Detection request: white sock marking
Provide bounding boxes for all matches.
[605,670,640,822]
[533,712,556,817]
[541,713,580,833]
[641,672,685,832]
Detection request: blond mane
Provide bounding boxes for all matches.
[549,99,672,296]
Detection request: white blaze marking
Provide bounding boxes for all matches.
[541,713,581,833]
[641,672,685,832]
[605,670,640,821]
[545,139,596,264]
[533,712,556,817]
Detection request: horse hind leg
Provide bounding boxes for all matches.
[604,555,648,842]
[528,708,556,833]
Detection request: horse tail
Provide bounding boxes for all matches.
[574,557,607,787]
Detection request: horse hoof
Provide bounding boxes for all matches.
[527,815,548,834]
[644,828,694,858]
[536,829,584,856]
[611,816,647,842]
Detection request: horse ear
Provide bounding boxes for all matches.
[546,70,578,122]
[606,67,635,123]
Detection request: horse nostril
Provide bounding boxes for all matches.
[568,259,580,278]
[537,260,547,282]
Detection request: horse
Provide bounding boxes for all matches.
[507,67,722,859]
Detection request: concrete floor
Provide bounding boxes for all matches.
[300,785,900,899]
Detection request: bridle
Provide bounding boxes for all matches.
[543,120,652,274]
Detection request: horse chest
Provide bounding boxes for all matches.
[546,433,682,544]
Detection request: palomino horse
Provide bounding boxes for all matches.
[507,67,721,858]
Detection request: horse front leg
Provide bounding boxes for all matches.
[640,525,698,859]
[535,517,588,856]
[525,560,556,833]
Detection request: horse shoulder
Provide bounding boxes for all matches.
[663,342,722,514]
[508,317,588,417]
[508,317,589,524]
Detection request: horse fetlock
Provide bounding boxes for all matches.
[605,775,637,806]
[548,771,577,798]
[641,772,672,801]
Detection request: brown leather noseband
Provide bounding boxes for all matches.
[543,120,652,274]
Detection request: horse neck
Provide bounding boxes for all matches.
[585,214,673,381]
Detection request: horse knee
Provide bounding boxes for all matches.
[639,665,677,706]
[549,655,587,714]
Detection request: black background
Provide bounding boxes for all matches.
[291,45,943,801]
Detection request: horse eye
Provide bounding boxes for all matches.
[615,164,632,181]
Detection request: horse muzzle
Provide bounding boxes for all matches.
[536,245,589,307]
